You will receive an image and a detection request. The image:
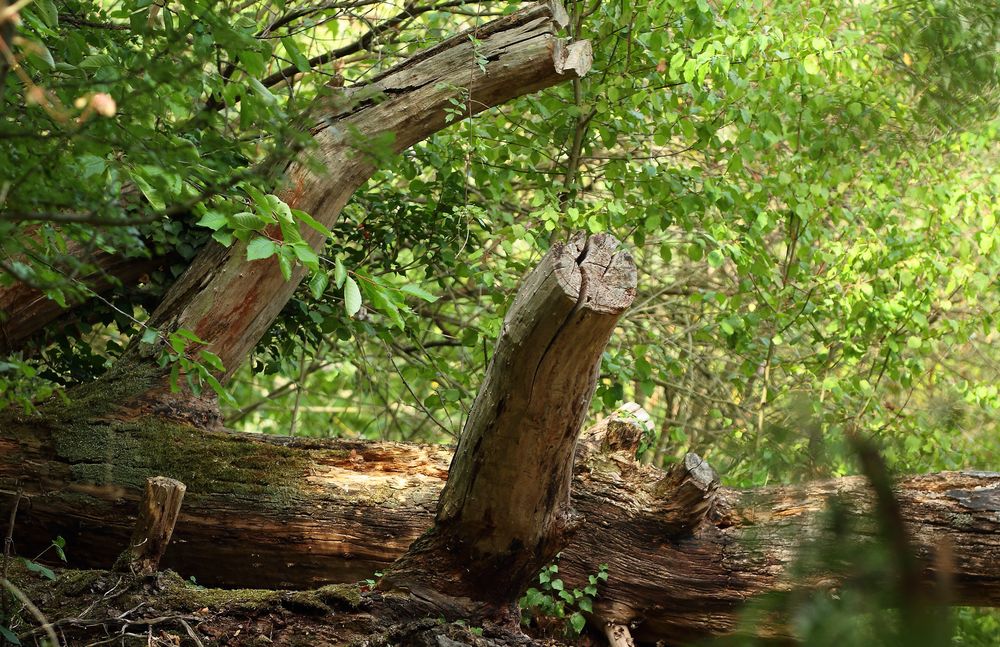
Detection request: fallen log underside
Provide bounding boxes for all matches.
[2,393,998,644]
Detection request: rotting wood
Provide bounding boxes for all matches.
[1,405,997,643]
[380,232,637,612]
[114,476,186,575]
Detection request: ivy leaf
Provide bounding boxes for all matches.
[139,324,158,343]
[569,612,586,634]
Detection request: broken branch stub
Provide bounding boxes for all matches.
[115,476,186,576]
[383,232,637,610]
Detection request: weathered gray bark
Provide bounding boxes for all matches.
[381,232,637,611]
[2,403,997,643]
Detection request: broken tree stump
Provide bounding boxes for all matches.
[115,476,186,575]
[381,232,637,613]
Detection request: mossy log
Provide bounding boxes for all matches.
[2,396,998,643]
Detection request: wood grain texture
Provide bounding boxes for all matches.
[1,405,996,643]
[115,475,186,575]
[381,233,637,608]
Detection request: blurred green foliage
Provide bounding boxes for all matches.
[1,0,998,643]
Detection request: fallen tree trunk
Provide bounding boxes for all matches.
[2,400,997,643]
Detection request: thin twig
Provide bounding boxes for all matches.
[0,578,58,646]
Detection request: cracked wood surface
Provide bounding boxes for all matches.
[381,233,637,608]
[2,406,997,643]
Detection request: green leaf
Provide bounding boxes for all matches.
[361,278,406,329]
[25,40,55,69]
[212,230,235,247]
[344,276,362,317]
[292,208,333,238]
[278,253,293,281]
[130,170,166,211]
[34,0,58,27]
[310,271,329,299]
[247,186,276,220]
[196,211,228,231]
[569,612,586,634]
[203,373,236,406]
[246,237,277,261]
[22,558,55,580]
[228,212,266,231]
[334,258,347,289]
[249,78,278,105]
[292,243,319,269]
[0,625,21,645]
[199,350,225,372]
[78,154,106,180]
[282,37,312,73]
[803,53,820,75]
[79,54,114,69]
[175,329,208,344]
[141,327,159,344]
[400,283,438,302]
[52,535,67,562]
